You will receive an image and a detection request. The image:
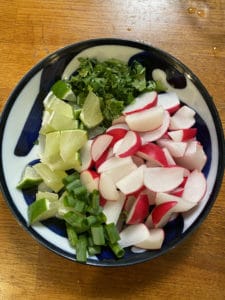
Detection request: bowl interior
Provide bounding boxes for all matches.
[0,38,224,266]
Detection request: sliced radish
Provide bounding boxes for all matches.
[119,223,151,248]
[131,155,145,167]
[102,192,126,224]
[126,194,149,224]
[144,166,184,192]
[137,143,168,167]
[135,228,164,249]
[145,214,154,229]
[116,165,145,195]
[157,92,180,114]
[91,134,113,162]
[106,128,128,145]
[106,123,129,132]
[162,147,176,166]
[97,156,134,173]
[155,192,196,212]
[182,169,207,203]
[80,140,93,171]
[151,201,178,228]
[157,139,187,157]
[169,105,196,130]
[80,170,100,192]
[112,115,126,124]
[114,131,141,158]
[170,187,184,197]
[125,106,164,132]
[139,188,156,205]
[123,91,158,115]
[168,128,197,142]
[95,147,113,169]
[99,173,121,201]
[140,110,170,143]
[104,161,137,183]
[174,141,207,171]
[123,196,136,212]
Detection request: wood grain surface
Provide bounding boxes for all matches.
[0,1,224,299]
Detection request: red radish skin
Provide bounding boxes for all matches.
[125,105,164,132]
[169,105,196,130]
[99,173,121,201]
[140,110,170,143]
[123,91,158,115]
[80,140,93,171]
[114,131,142,158]
[144,167,184,193]
[135,228,165,249]
[91,134,113,162]
[170,187,184,197]
[106,123,129,131]
[100,196,107,207]
[137,143,168,167]
[168,128,197,142]
[80,170,100,192]
[151,201,178,228]
[95,147,113,169]
[157,92,180,114]
[126,194,149,224]
[107,128,128,145]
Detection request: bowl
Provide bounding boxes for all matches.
[0,38,224,266]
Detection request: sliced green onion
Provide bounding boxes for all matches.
[109,242,125,259]
[105,223,120,244]
[73,185,87,197]
[63,172,80,185]
[91,225,105,246]
[76,234,88,263]
[63,211,87,231]
[65,179,82,192]
[66,223,78,247]
[88,245,101,256]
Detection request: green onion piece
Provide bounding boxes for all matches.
[91,225,105,246]
[109,242,125,259]
[63,194,76,207]
[63,172,80,185]
[74,199,86,213]
[88,245,101,256]
[63,211,87,231]
[66,223,78,247]
[105,223,120,244]
[73,185,87,197]
[76,234,88,263]
[87,190,101,215]
[96,212,107,224]
[87,215,98,226]
[65,179,82,192]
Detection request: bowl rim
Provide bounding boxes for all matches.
[0,38,224,267]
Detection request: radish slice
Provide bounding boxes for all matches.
[125,106,164,132]
[144,167,184,192]
[182,169,207,203]
[162,147,176,166]
[135,228,164,249]
[119,224,151,248]
[80,170,99,192]
[116,165,145,195]
[169,105,196,130]
[114,131,142,158]
[155,192,197,211]
[137,143,168,167]
[95,147,113,169]
[104,161,137,183]
[151,201,178,228]
[157,139,187,157]
[168,128,197,142]
[99,173,121,201]
[102,193,126,224]
[126,194,149,224]
[97,156,134,173]
[157,92,180,114]
[140,110,170,143]
[91,134,113,162]
[123,91,158,115]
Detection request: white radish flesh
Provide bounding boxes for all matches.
[114,131,141,158]
[99,173,121,201]
[157,92,180,114]
[169,105,196,130]
[119,224,151,248]
[91,134,113,162]
[135,228,164,249]
[102,193,126,225]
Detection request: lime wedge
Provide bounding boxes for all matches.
[40,110,79,135]
[79,91,103,128]
[36,191,59,202]
[51,80,76,102]
[28,198,58,224]
[42,131,60,164]
[60,129,87,161]
[44,93,74,118]
[17,166,43,190]
[33,163,66,192]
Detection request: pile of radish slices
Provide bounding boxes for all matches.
[79,91,207,251]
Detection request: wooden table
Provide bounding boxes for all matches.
[0,1,224,299]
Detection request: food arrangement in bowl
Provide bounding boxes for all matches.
[0,38,224,266]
